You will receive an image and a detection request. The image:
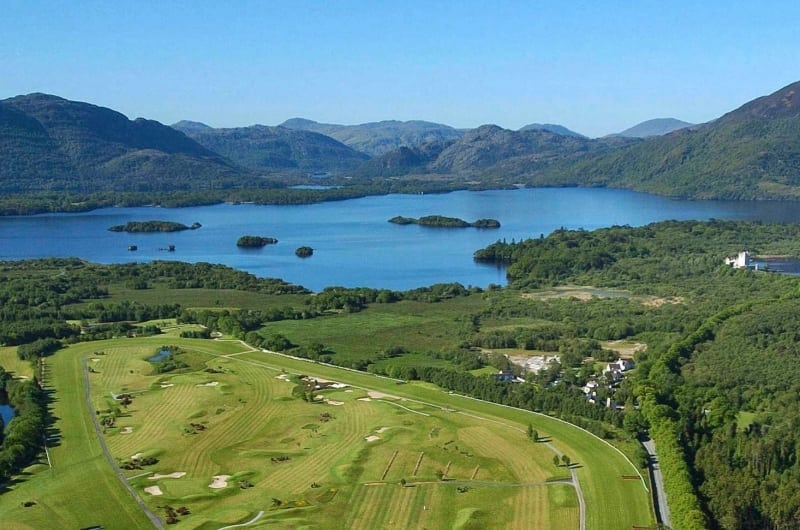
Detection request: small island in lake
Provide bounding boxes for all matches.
[295,246,314,258]
[389,215,500,229]
[236,235,278,248]
[109,220,202,233]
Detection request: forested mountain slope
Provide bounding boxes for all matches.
[173,122,369,172]
[538,81,800,199]
[0,94,253,192]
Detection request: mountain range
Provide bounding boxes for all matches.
[279,118,463,156]
[3,80,800,200]
[172,122,368,172]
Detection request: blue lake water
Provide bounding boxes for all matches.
[2,188,800,291]
[147,349,172,363]
[0,403,13,431]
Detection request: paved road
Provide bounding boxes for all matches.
[643,438,671,528]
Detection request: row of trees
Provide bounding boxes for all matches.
[0,372,48,482]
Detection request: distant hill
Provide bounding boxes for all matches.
[538,80,800,199]
[280,118,463,156]
[171,120,213,133]
[173,123,369,172]
[349,124,634,179]
[0,93,251,193]
[348,140,452,178]
[519,123,586,138]
[614,118,694,138]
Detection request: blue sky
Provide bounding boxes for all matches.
[2,1,799,137]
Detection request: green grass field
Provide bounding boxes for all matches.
[0,334,653,529]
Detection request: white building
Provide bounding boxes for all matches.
[724,251,750,269]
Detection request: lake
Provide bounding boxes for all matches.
[0,403,13,431]
[3,188,800,291]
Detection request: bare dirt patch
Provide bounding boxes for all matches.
[144,486,163,496]
[602,340,648,359]
[209,475,231,489]
[640,295,684,308]
[521,286,633,302]
[150,472,186,480]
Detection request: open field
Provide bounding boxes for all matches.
[0,346,33,379]
[260,297,486,362]
[0,335,653,529]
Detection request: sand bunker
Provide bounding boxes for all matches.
[209,475,231,489]
[144,486,163,496]
[197,381,219,387]
[91,358,101,362]
[150,472,186,480]
[326,400,344,406]
[345,389,353,393]
[376,427,391,433]
[368,390,393,399]
[160,383,174,388]
[365,435,381,442]
[120,427,133,434]
[358,397,372,402]
[276,374,291,381]
[131,452,144,460]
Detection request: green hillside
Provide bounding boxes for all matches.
[0,94,255,193]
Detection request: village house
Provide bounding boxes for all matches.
[496,369,524,383]
[724,250,750,269]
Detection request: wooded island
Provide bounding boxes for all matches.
[389,215,500,228]
[236,235,278,248]
[108,220,202,233]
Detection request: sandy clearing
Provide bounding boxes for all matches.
[144,486,163,496]
[120,427,133,434]
[209,474,231,489]
[365,435,381,442]
[603,340,648,358]
[150,472,186,480]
